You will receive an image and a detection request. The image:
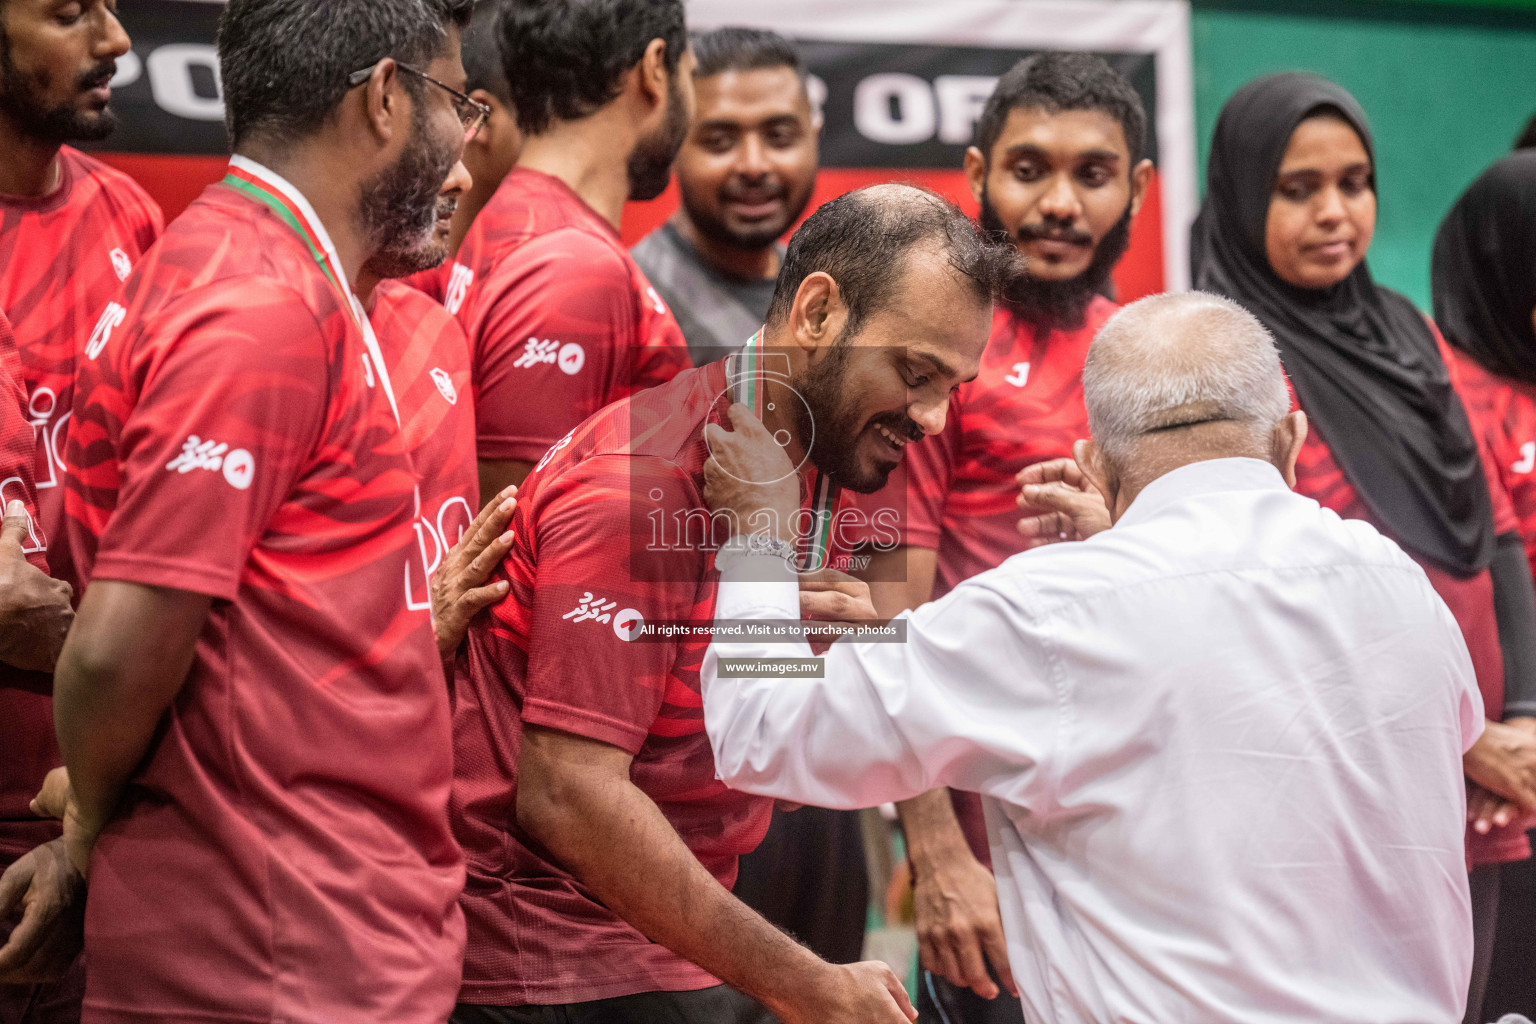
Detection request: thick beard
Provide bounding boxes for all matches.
[0,51,118,144]
[980,188,1132,331]
[626,73,688,203]
[681,168,815,253]
[359,100,459,280]
[790,337,919,495]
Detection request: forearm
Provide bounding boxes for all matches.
[1491,531,1536,718]
[897,787,975,874]
[520,772,828,1015]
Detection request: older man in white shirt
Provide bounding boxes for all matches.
[699,291,1485,1024]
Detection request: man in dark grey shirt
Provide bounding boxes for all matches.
[632,27,819,366]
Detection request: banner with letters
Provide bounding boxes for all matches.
[89,0,1195,296]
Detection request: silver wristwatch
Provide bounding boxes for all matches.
[715,533,798,575]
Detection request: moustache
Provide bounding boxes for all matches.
[435,197,459,219]
[1016,222,1094,247]
[720,180,787,205]
[78,62,117,92]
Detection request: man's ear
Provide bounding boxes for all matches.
[1074,438,1113,507]
[963,146,988,208]
[788,272,848,357]
[1272,410,1308,488]
[1128,158,1154,219]
[635,37,670,112]
[359,59,405,145]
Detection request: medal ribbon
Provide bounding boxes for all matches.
[221,156,403,428]
[726,329,842,572]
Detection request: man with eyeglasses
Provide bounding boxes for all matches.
[41,2,476,1022]
[443,0,693,502]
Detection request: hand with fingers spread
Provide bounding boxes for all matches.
[0,498,74,672]
[1016,454,1111,548]
[797,567,881,651]
[430,486,518,657]
[702,404,800,542]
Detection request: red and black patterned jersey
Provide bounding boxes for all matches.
[371,279,479,611]
[0,307,57,865]
[858,297,1117,600]
[446,167,690,463]
[1292,327,1528,869]
[0,146,162,591]
[455,358,845,1005]
[62,171,463,1024]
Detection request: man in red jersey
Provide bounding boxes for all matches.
[445,0,693,500]
[0,0,162,593]
[853,54,1154,1024]
[41,0,478,1021]
[451,184,1022,1024]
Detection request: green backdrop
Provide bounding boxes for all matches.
[1190,0,1536,308]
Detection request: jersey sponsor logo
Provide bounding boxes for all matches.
[430,367,457,405]
[1515,442,1535,475]
[613,608,644,642]
[562,591,619,625]
[166,434,255,490]
[444,262,474,315]
[645,285,668,316]
[534,428,577,474]
[27,389,68,490]
[558,342,585,376]
[514,338,561,369]
[0,477,46,554]
[109,248,133,282]
[1005,362,1031,388]
[85,302,128,360]
[405,494,475,611]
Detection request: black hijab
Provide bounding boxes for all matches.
[1433,150,1536,389]
[1191,72,1495,576]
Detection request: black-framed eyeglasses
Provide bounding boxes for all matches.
[347,60,490,143]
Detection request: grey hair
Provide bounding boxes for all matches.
[1083,292,1291,463]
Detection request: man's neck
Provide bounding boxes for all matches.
[670,210,779,282]
[515,113,634,230]
[0,118,64,197]
[236,142,370,295]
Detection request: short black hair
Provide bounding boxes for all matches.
[766,185,1023,336]
[497,0,687,136]
[219,0,473,149]
[1516,110,1536,150]
[692,26,804,81]
[974,52,1147,165]
[462,0,512,104]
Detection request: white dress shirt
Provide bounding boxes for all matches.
[703,458,1484,1024]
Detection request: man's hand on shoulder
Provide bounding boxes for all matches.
[703,404,799,542]
[431,486,517,656]
[0,500,73,672]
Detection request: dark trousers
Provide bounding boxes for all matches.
[1483,836,1536,1020]
[915,970,1027,1024]
[452,987,739,1024]
[1468,864,1502,1024]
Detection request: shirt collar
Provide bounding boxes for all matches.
[1115,457,1290,529]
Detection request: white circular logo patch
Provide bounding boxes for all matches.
[222,449,255,490]
[558,343,586,376]
[613,609,644,642]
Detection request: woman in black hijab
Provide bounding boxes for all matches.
[1194,72,1536,1024]
[1434,148,1536,1021]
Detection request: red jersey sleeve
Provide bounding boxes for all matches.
[90,280,329,600]
[472,231,643,463]
[518,456,709,753]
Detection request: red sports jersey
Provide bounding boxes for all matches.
[1293,330,1529,869]
[403,263,447,304]
[1451,350,1536,579]
[63,162,463,1024]
[852,297,1116,863]
[454,356,846,1005]
[447,167,689,463]
[0,145,162,591]
[371,279,479,612]
[0,307,56,864]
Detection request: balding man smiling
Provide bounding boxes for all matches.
[700,292,1485,1023]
